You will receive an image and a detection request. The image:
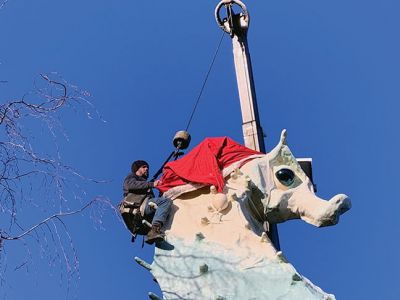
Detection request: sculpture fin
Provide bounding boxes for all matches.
[134,256,152,271]
[148,292,162,300]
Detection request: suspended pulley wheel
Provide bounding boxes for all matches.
[173,130,191,150]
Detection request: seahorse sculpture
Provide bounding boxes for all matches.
[137,130,351,300]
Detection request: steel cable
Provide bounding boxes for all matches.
[184,31,225,132]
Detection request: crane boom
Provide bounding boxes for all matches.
[215,0,280,249]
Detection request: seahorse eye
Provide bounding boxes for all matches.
[275,168,295,186]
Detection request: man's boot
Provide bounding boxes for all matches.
[145,222,165,245]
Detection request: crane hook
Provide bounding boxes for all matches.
[215,0,249,36]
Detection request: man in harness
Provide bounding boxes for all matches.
[122,160,172,244]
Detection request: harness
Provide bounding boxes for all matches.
[119,192,152,242]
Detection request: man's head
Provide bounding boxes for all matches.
[131,160,149,178]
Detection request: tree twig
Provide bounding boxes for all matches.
[0,198,105,241]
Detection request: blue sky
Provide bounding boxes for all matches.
[1,0,399,299]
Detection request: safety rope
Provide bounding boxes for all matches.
[184,31,225,132]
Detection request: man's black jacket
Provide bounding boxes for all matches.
[123,173,155,204]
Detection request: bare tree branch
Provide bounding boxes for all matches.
[0,198,110,241]
[0,73,113,295]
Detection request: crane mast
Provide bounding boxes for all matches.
[215,0,280,249]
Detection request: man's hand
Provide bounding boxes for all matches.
[153,179,161,187]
